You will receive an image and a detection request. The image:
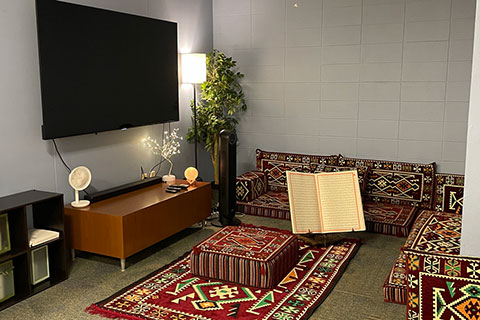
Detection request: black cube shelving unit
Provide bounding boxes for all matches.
[0,190,68,311]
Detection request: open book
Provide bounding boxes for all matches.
[286,170,365,234]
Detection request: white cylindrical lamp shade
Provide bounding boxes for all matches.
[181,53,207,84]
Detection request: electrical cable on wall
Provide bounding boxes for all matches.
[53,139,72,173]
[52,139,90,195]
[150,124,166,176]
[151,159,165,177]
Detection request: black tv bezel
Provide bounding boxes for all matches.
[36,0,180,140]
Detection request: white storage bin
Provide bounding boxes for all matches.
[0,260,14,303]
[0,214,10,255]
[31,246,50,285]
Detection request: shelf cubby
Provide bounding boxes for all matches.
[0,190,68,311]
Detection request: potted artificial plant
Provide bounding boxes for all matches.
[186,49,247,184]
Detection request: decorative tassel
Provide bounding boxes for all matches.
[85,304,145,319]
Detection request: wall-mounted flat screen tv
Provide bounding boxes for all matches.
[36,0,179,139]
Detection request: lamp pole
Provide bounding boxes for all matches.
[193,84,198,169]
[181,53,206,171]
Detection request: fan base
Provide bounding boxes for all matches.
[71,200,90,208]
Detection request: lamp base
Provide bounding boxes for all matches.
[162,175,176,184]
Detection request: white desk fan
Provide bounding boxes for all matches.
[69,166,92,208]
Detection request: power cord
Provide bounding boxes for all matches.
[148,124,166,177]
[52,139,89,195]
[151,159,165,177]
[53,139,71,173]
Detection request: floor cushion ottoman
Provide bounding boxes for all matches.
[190,225,299,288]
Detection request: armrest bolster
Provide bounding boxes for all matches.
[236,170,267,202]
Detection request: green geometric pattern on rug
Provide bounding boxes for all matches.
[86,236,360,320]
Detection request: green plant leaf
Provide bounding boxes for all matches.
[187,49,247,166]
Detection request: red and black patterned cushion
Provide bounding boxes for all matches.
[322,165,369,195]
[383,210,462,305]
[339,155,436,209]
[236,170,267,202]
[363,202,418,237]
[434,173,464,214]
[404,249,475,320]
[256,149,338,192]
[190,225,299,288]
[404,210,461,255]
[383,252,408,304]
[237,190,291,220]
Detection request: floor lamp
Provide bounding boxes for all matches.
[181,53,206,170]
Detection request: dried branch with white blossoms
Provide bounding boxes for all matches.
[143,128,183,176]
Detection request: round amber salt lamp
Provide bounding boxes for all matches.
[184,167,198,185]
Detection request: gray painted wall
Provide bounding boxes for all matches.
[0,0,213,201]
[213,0,475,175]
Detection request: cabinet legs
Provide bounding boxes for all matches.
[71,248,126,271]
[120,258,126,272]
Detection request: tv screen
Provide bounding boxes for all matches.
[36,0,179,139]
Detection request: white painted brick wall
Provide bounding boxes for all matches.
[213,0,475,174]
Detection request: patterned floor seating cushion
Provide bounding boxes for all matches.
[383,210,462,305]
[383,251,407,304]
[404,210,462,254]
[190,225,299,289]
[256,149,338,192]
[237,150,338,220]
[434,173,464,214]
[404,249,477,320]
[237,191,290,220]
[363,202,418,237]
[236,171,267,202]
[237,166,368,221]
[339,155,436,209]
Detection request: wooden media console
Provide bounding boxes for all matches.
[64,180,211,271]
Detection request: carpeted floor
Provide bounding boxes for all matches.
[0,215,406,320]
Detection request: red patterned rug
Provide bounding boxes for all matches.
[86,230,360,320]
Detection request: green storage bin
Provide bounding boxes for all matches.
[31,245,50,285]
[0,214,10,255]
[0,260,14,303]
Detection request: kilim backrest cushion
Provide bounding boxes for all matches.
[235,170,267,202]
[255,149,338,192]
[403,249,478,320]
[434,173,464,214]
[338,155,436,209]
